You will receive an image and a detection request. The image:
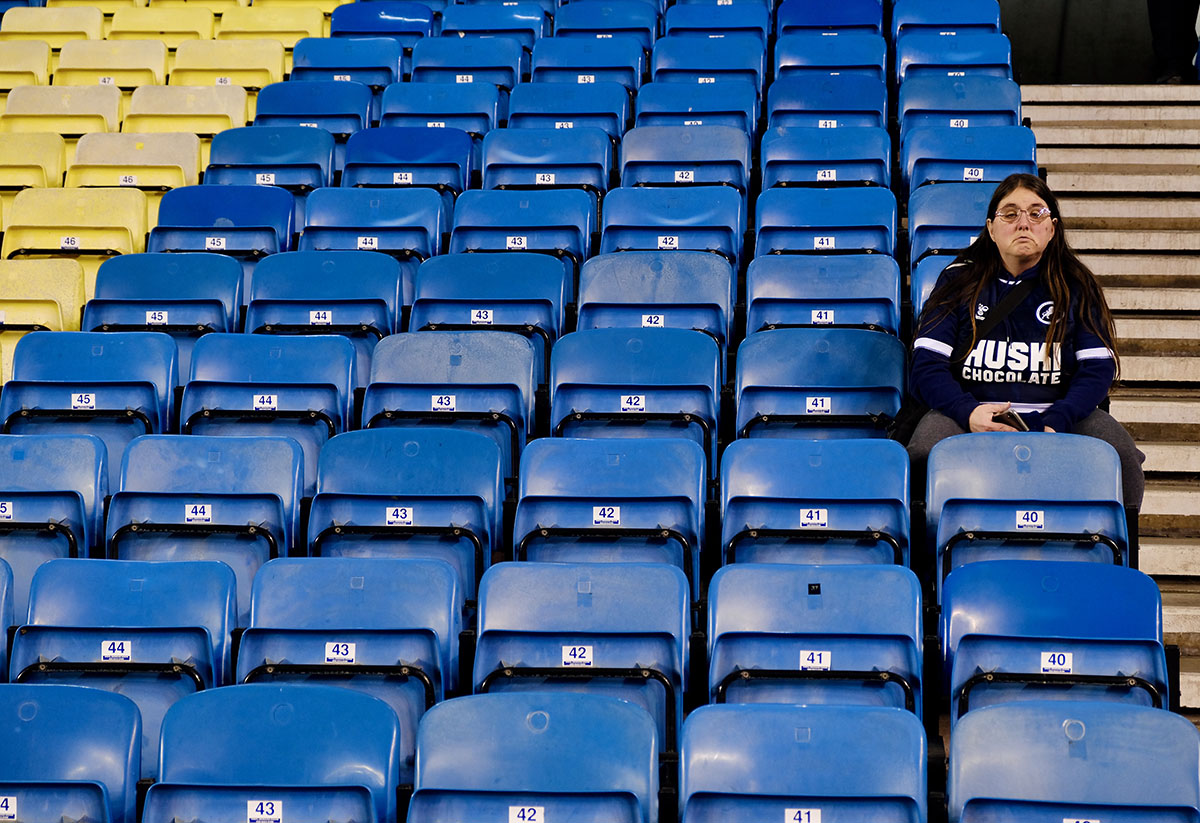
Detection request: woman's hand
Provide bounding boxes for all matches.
[968,402,1020,432]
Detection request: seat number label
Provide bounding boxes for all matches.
[0,502,11,521]
[811,309,834,324]
[817,168,837,181]
[333,74,351,81]
[506,235,527,250]
[1041,651,1073,674]
[470,308,493,325]
[562,644,593,667]
[0,796,16,821]
[814,236,835,250]
[799,508,828,528]
[206,236,226,250]
[325,641,356,663]
[427,121,446,128]
[592,505,620,525]
[674,169,694,183]
[509,807,542,823]
[554,121,574,129]
[536,172,556,185]
[254,394,278,411]
[577,74,595,83]
[950,118,969,128]
[432,393,456,411]
[621,394,646,412]
[309,309,332,325]
[120,173,138,186]
[963,166,984,181]
[146,309,168,325]
[1016,509,1044,530]
[455,74,473,83]
[386,506,414,526]
[186,503,212,523]
[248,800,282,823]
[786,810,821,823]
[1062,818,1099,823]
[641,313,665,328]
[102,639,132,661]
[805,396,832,414]
[255,172,275,185]
[357,236,379,250]
[657,235,679,250]
[698,76,715,84]
[393,172,413,184]
[799,650,830,671]
[684,119,703,126]
[818,120,837,129]
[60,235,80,250]
[71,392,95,410]
[216,76,232,85]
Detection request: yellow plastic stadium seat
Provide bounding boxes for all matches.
[45,0,145,22]
[0,132,65,233]
[0,7,103,69]
[252,0,348,23]
[54,39,168,117]
[215,6,323,69]
[67,131,199,225]
[148,0,249,17]
[0,84,120,164]
[0,41,53,113]
[108,6,214,52]
[122,84,246,166]
[170,38,283,118]
[0,258,87,382]
[2,187,147,299]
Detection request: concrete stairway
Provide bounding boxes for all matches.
[1024,84,1200,706]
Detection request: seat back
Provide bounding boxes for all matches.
[508,79,630,138]
[599,185,745,268]
[895,32,1013,83]
[902,124,1037,190]
[907,181,991,271]
[342,125,472,198]
[755,186,897,256]
[651,33,766,95]
[441,3,549,52]
[329,1,433,51]
[410,35,525,90]
[553,0,658,52]
[774,32,887,82]
[898,75,1021,144]
[530,36,646,92]
[760,125,891,189]
[746,254,902,336]
[892,0,1002,41]
[776,0,884,36]
[379,81,502,141]
[206,125,335,192]
[766,74,887,129]
[620,124,751,198]
[481,126,613,195]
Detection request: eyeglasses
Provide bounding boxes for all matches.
[993,206,1053,224]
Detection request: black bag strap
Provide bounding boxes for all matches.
[950,275,1038,361]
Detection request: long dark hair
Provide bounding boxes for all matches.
[916,173,1118,373]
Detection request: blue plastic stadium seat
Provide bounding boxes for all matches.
[179,333,356,496]
[409,252,568,385]
[0,684,141,823]
[766,75,886,130]
[907,182,990,315]
[663,4,769,44]
[513,437,706,596]
[245,250,404,384]
[720,438,910,566]
[306,428,503,599]
[761,125,891,188]
[83,253,243,376]
[927,433,1130,587]
[441,4,549,53]
[0,559,9,672]
[329,0,433,80]
[0,435,106,628]
[148,184,295,294]
[895,32,1013,83]
[237,556,464,785]
[379,82,503,154]
[634,80,758,138]
[104,434,303,623]
[553,0,659,52]
[943,560,1168,727]
[298,187,446,310]
[447,189,594,296]
[408,693,658,823]
[292,37,403,121]
[362,331,536,481]
[774,33,887,82]
[892,0,1002,41]
[530,37,646,93]
[902,125,1037,190]
[474,562,689,753]
[735,327,906,439]
[651,33,766,96]
[411,36,526,91]
[600,186,745,268]
[755,187,897,256]
[508,80,631,139]
[481,126,614,199]
[143,685,401,823]
[10,559,236,780]
[0,332,176,487]
[254,80,372,169]
[205,126,334,225]
[576,250,735,372]
[680,704,927,823]
[620,124,752,202]
[776,0,884,36]
[948,702,1200,822]
[341,126,470,218]
[549,328,721,477]
[746,254,902,336]
[898,76,1021,145]
[708,564,923,716]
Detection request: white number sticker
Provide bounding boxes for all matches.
[309,309,332,325]
[98,75,115,85]
[948,70,966,76]
[799,650,830,671]
[60,235,80,250]
[145,309,168,325]
[811,309,834,325]
[509,808,542,823]
[698,76,716,84]
[255,172,276,185]
[248,800,282,823]
[0,501,11,521]
[205,236,226,251]
[1016,509,1044,530]
[119,173,138,186]
[817,119,838,129]
[324,641,356,663]
[455,74,474,83]
[1041,651,1073,674]
[561,644,593,667]
[427,121,446,128]
[674,169,695,183]
[101,639,132,661]
[684,119,703,126]
[816,168,837,181]
[799,508,828,528]
[333,74,351,81]
[554,121,574,129]
[357,235,379,251]
[657,235,679,250]
[620,394,646,412]
[963,166,984,181]
[393,171,413,184]
[71,392,95,410]
[641,314,664,328]
[506,235,527,250]
[577,74,596,83]
[215,76,232,85]
[535,172,556,185]
[950,118,969,128]
[386,506,413,526]
[592,505,620,526]
[431,393,456,411]
[254,394,278,411]
[1062,819,1099,823]
[805,396,832,414]
[185,503,212,523]
[814,236,836,250]
[0,796,16,821]
[470,308,493,325]
[787,810,821,823]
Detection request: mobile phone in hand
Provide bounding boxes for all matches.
[991,409,1030,431]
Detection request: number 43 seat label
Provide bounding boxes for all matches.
[248,800,282,823]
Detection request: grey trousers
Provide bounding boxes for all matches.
[906,408,1146,508]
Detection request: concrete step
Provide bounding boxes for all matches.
[1032,125,1200,146]
[1110,389,1200,442]
[1082,254,1200,279]
[1022,85,1200,104]
[1141,442,1200,473]
[1179,657,1200,709]
[1105,287,1200,312]
[1050,172,1200,194]
[1039,146,1200,172]
[1140,479,1200,538]
[1117,338,1200,383]
[1058,196,1200,228]
[1140,537,1200,578]
[1115,316,1200,340]
[1024,103,1200,127]
[1071,228,1200,252]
